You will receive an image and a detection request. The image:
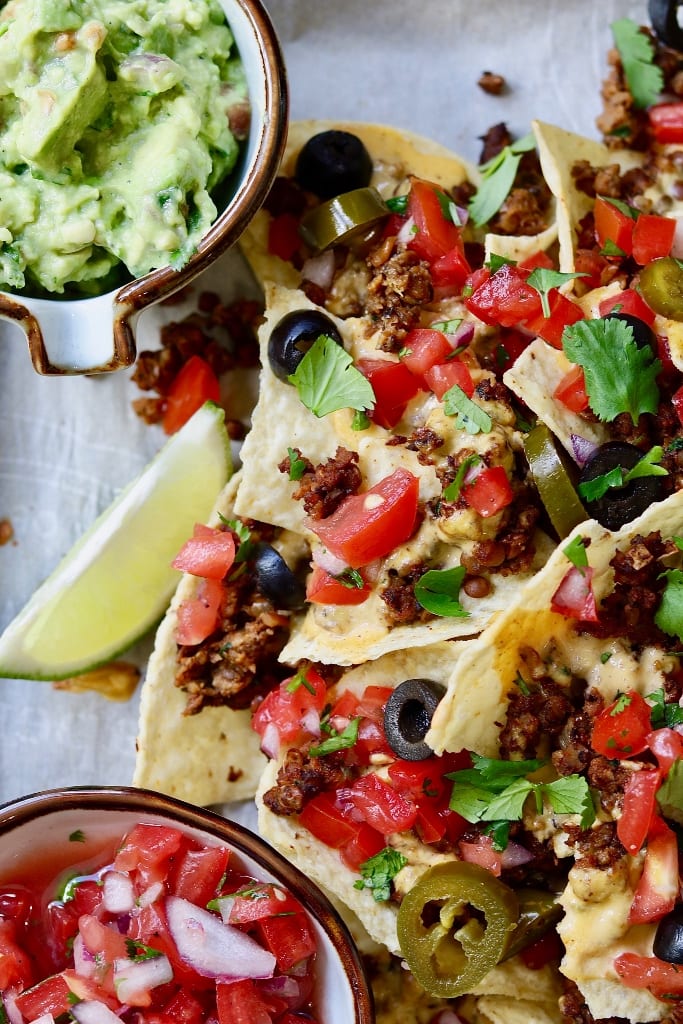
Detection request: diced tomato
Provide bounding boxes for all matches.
[591,691,652,759]
[339,823,385,871]
[629,824,679,924]
[458,834,502,877]
[305,563,371,605]
[517,251,554,272]
[388,757,449,805]
[406,179,461,262]
[216,979,273,1024]
[462,465,514,518]
[430,243,472,294]
[298,792,365,850]
[161,989,207,1024]
[15,972,73,1020]
[616,770,661,855]
[268,212,301,261]
[128,901,212,991]
[341,774,418,835]
[328,685,393,763]
[400,328,453,384]
[465,263,542,328]
[593,196,635,257]
[464,267,490,294]
[574,248,610,291]
[615,951,683,998]
[251,668,328,749]
[673,384,683,428]
[520,930,563,970]
[280,1016,321,1024]
[424,358,474,400]
[78,914,129,964]
[70,879,103,918]
[258,912,316,971]
[658,333,678,381]
[172,523,236,580]
[632,214,676,265]
[162,357,221,435]
[598,288,656,327]
[413,801,448,844]
[227,883,301,924]
[649,101,683,144]
[524,290,584,349]
[493,329,532,376]
[550,565,598,623]
[0,918,34,989]
[308,468,419,568]
[170,844,230,905]
[0,885,33,926]
[647,728,683,773]
[115,824,184,875]
[553,364,588,413]
[44,901,80,968]
[174,576,224,645]
[356,357,419,428]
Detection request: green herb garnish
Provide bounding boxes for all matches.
[655,569,683,641]
[577,446,668,502]
[353,848,408,902]
[443,385,492,434]
[612,17,664,109]
[414,567,469,617]
[443,454,481,502]
[289,335,375,418]
[526,268,586,318]
[287,446,307,481]
[309,718,360,757]
[468,132,537,227]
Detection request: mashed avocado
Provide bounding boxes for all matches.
[0,0,249,294]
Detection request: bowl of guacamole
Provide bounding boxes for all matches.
[0,0,288,372]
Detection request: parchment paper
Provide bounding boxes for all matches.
[0,0,647,804]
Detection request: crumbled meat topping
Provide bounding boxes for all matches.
[364,246,433,353]
[279,446,362,520]
[261,745,348,816]
[477,70,506,95]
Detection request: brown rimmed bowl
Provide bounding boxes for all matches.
[0,0,288,376]
[0,786,374,1024]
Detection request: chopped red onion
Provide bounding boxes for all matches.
[216,895,235,925]
[71,1002,122,1024]
[26,1015,56,1024]
[312,547,348,577]
[672,217,683,259]
[499,842,534,869]
[258,972,311,1011]
[301,250,335,291]
[449,321,475,348]
[259,720,280,760]
[165,895,276,980]
[397,215,416,246]
[102,871,135,915]
[73,934,97,979]
[3,992,23,1024]
[137,880,164,909]
[570,433,597,468]
[301,707,321,737]
[432,1012,467,1024]
[113,954,173,1005]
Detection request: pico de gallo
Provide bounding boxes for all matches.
[0,821,320,1024]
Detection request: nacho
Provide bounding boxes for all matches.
[133,471,308,805]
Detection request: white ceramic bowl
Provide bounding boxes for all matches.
[0,0,288,375]
[0,786,373,1024]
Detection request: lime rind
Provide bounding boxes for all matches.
[0,402,231,681]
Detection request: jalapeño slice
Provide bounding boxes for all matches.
[299,187,390,252]
[524,423,587,538]
[639,257,683,321]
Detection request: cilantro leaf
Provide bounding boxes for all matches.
[526,268,586,318]
[485,820,511,851]
[69,830,86,843]
[647,688,683,729]
[624,446,668,482]
[289,335,375,418]
[287,447,307,481]
[334,568,365,589]
[431,318,463,334]
[443,454,481,502]
[612,18,664,109]
[563,536,589,571]
[443,385,493,434]
[562,318,661,425]
[468,754,544,787]
[468,133,536,228]
[386,194,408,215]
[612,693,633,715]
[487,253,516,274]
[543,776,596,829]
[308,717,360,758]
[657,758,683,824]
[352,410,371,431]
[655,569,683,641]
[414,567,469,617]
[286,671,316,696]
[578,467,624,502]
[485,777,534,821]
[125,939,163,962]
[353,847,407,902]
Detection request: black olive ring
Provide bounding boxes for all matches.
[384,678,446,761]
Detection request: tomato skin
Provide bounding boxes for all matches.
[629,824,679,924]
[591,691,653,760]
[305,564,371,605]
[162,356,221,435]
[594,196,635,257]
[298,792,364,850]
[258,912,316,971]
[216,979,273,1024]
[550,566,598,623]
[462,465,514,518]
[615,951,683,998]
[308,468,419,568]
[553,363,588,413]
[169,845,230,905]
[14,972,73,1019]
[174,576,224,646]
[406,179,461,262]
[0,918,35,989]
[115,824,184,875]
[598,288,656,327]
[647,728,683,773]
[493,329,532,376]
[430,244,472,294]
[400,328,453,384]
[574,249,610,291]
[424,358,474,400]
[227,884,301,924]
[524,290,584,349]
[458,834,502,877]
[268,212,301,261]
[356,358,419,428]
[632,214,676,265]
[338,823,385,871]
[617,770,661,855]
[341,774,418,835]
[649,101,683,144]
[172,524,236,580]
[251,668,328,749]
[465,263,542,328]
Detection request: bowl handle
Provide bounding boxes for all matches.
[0,289,138,375]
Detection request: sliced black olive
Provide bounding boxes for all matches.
[384,678,446,761]
[578,441,665,531]
[649,0,683,49]
[295,130,373,201]
[267,309,343,381]
[499,889,564,962]
[654,903,683,964]
[252,542,306,610]
[603,312,657,354]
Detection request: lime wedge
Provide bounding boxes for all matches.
[0,402,231,680]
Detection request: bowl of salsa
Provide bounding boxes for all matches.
[0,787,373,1024]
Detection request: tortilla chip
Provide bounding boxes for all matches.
[427,488,683,757]
[133,473,266,805]
[473,996,562,1024]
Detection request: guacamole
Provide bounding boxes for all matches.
[0,0,249,294]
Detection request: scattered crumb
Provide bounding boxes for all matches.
[0,518,14,545]
[478,70,506,95]
[53,661,141,701]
